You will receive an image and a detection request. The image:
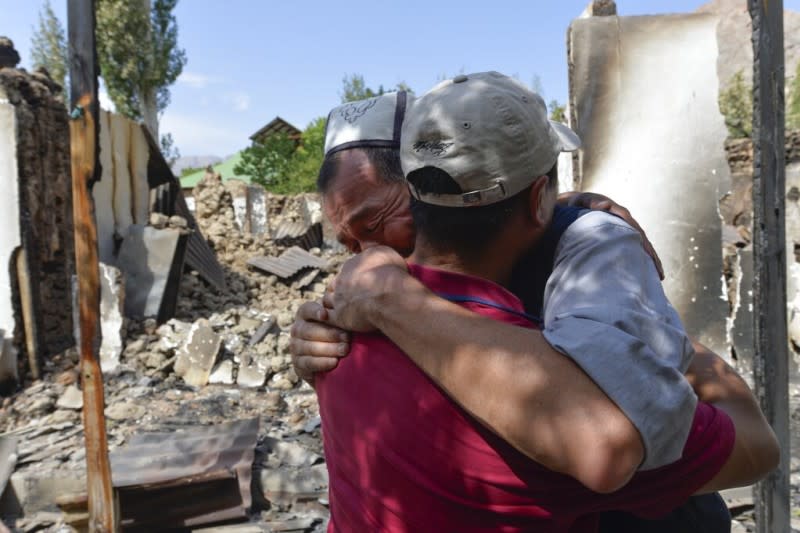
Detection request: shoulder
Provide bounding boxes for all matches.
[562,210,639,242]
[554,210,647,266]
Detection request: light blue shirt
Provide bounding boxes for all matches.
[542,211,697,470]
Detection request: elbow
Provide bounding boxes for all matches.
[755,427,781,479]
[575,421,644,494]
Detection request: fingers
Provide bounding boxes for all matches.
[290,317,348,344]
[296,300,328,322]
[322,290,335,310]
[292,354,341,382]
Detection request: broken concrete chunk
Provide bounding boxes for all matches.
[168,215,188,229]
[99,263,125,374]
[258,464,328,499]
[208,359,235,385]
[174,319,222,388]
[237,353,269,389]
[56,385,83,411]
[149,212,169,229]
[104,401,146,421]
[260,437,321,468]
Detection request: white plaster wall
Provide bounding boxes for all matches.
[94,110,116,264]
[0,94,22,339]
[129,124,150,224]
[110,113,134,237]
[570,14,731,357]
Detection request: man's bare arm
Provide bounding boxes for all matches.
[688,342,780,493]
[323,247,644,494]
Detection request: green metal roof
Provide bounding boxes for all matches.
[180,151,253,189]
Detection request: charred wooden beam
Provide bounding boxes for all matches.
[67,0,117,531]
[748,1,791,531]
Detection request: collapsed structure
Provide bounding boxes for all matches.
[1,0,800,529]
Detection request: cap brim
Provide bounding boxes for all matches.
[550,120,582,152]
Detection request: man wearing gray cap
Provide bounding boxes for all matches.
[297,85,688,472]
[309,71,776,532]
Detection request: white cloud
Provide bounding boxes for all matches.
[177,71,218,89]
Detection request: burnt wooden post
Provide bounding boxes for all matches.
[749,1,791,531]
[67,0,117,531]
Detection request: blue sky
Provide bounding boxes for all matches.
[3,0,799,157]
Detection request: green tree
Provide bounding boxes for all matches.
[160,132,180,167]
[719,70,752,139]
[30,0,68,102]
[340,74,413,103]
[549,100,566,123]
[96,0,187,139]
[787,61,800,131]
[234,118,326,195]
[234,132,296,187]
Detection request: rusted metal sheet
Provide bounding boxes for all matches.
[248,247,328,279]
[273,221,323,250]
[57,418,259,530]
[111,418,259,527]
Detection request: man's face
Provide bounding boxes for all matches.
[322,149,416,256]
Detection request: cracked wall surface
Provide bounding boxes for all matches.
[0,68,75,370]
[569,13,731,358]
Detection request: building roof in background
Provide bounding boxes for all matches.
[250,116,301,143]
[180,151,252,189]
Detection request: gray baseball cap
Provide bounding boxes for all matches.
[401,71,581,207]
[323,91,411,156]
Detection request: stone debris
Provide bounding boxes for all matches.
[55,386,82,411]
[99,263,125,374]
[174,319,223,388]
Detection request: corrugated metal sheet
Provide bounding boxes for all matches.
[273,221,323,251]
[247,247,328,279]
[141,124,227,292]
[174,190,227,291]
[110,418,259,529]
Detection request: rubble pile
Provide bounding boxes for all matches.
[0,171,348,531]
[4,122,800,530]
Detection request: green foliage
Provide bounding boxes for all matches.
[181,166,205,177]
[719,70,752,139]
[160,132,180,166]
[30,0,68,102]
[549,100,566,123]
[788,61,800,131]
[96,0,187,136]
[340,73,413,103]
[235,118,326,195]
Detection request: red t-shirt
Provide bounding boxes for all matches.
[315,264,735,533]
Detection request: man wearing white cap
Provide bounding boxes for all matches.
[307,71,776,532]
[297,84,688,472]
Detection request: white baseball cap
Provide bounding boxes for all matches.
[323,91,411,156]
[402,71,581,207]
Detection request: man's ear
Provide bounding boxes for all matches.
[527,175,552,227]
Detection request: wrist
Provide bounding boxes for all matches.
[367,263,417,330]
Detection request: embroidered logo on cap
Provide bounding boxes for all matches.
[412,140,454,156]
[339,98,378,124]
